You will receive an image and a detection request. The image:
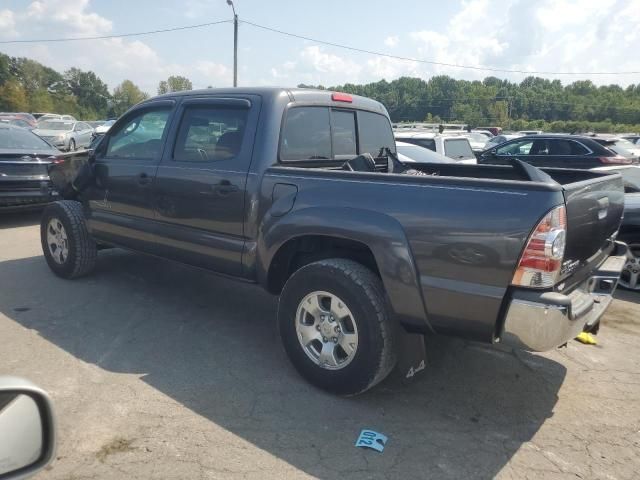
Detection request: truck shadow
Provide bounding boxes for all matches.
[0,250,566,479]
[0,210,42,229]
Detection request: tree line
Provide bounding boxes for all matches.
[301,76,640,133]
[2,50,640,132]
[0,51,193,119]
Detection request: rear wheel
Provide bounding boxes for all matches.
[620,243,640,291]
[41,201,97,279]
[278,259,397,395]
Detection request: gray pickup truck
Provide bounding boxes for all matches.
[44,87,627,395]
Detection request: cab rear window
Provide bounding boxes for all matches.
[280,107,394,161]
[280,107,331,161]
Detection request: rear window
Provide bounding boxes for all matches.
[332,110,357,156]
[358,111,395,156]
[0,127,52,150]
[444,138,474,159]
[280,107,331,160]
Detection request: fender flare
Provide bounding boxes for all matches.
[256,206,432,332]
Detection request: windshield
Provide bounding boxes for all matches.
[0,127,53,150]
[396,144,451,163]
[444,138,474,159]
[615,139,638,150]
[38,121,74,131]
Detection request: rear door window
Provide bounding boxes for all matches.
[280,107,331,160]
[174,106,248,162]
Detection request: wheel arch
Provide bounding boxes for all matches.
[257,206,432,332]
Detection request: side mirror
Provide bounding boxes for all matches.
[490,149,497,156]
[0,378,55,480]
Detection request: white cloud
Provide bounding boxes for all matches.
[384,35,399,48]
[407,0,640,85]
[0,9,17,37]
[0,1,233,93]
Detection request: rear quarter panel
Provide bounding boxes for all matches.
[256,168,564,342]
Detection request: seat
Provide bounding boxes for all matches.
[215,131,243,159]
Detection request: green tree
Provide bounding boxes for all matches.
[64,68,111,118]
[111,80,148,116]
[157,75,193,94]
[0,80,29,111]
[29,89,54,112]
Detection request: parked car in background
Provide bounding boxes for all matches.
[394,131,476,163]
[0,115,34,130]
[621,134,640,145]
[517,130,543,135]
[472,129,494,139]
[591,136,640,162]
[36,114,62,123]
[478,135,635,168]
[592,165,640,291]
[33,120,93,152]
[395,141,454,163]
[460,131,489,155]
[484,133,522,149]
[476,126,502,136]
[0,112,37,128]
[0,124,60,211]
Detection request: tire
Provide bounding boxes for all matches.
[41,201,97,279]
[278,259,397,395]
[68,139,76,152]
[618,242,640,291]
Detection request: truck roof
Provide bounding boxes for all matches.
[150,87,388,115]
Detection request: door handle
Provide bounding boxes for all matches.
[137,172,152,186]
[212,180,239,196]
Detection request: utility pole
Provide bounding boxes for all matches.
[227,0,238,87]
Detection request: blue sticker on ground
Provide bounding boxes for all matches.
[355,429,388,452]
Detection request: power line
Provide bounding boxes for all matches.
[0,19,231,44]
[241,19,640,76]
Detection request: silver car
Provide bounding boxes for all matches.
[32,120,93,151]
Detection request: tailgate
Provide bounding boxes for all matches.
[560,172,624,283]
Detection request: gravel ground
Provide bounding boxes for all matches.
[1,211,639,480]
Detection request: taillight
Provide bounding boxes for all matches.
[599,155,632,165]
[512,205,567,288]
[47,156,65,164]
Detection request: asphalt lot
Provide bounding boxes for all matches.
[1,210,640,480]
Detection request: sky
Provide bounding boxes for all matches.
[1,0,639,95]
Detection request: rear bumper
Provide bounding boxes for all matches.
[500,241,628,351]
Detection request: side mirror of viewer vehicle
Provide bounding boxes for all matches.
[0,378,55,480]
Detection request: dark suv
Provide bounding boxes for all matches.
[478,135,635,168]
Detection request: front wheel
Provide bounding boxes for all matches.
[68,139,76,152]
[278,259,397,395]
[41,201,97,279]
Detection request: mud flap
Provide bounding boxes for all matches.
[396,329,427,384]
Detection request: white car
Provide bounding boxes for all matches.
[460,132,490,154]
[395,141,454,163]
[33,120,94,151]
[394,131,477,164]
[517,130,543,135]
